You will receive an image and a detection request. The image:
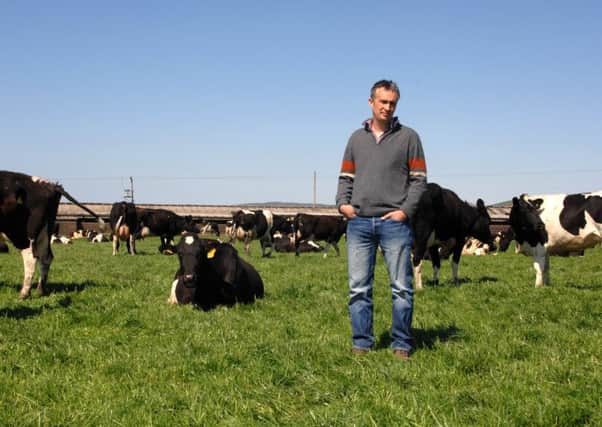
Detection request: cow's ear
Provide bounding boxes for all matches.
[512,197,520,206]
[528,198,544,210]
[476,199,486,210]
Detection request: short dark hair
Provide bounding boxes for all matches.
[370,80,400,99]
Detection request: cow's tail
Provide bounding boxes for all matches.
[56,186,107,231]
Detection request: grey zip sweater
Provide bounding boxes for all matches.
[336,117,427,219]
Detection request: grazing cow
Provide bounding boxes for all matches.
[138,208,199,254]
[231,209,274,257]
[272,231,324,253]
[292,214,346,257]
[412,183,495,289]
[109,201,140,255]
[168,233,264,310]
[0,170,104,299]
[508,191,602,286]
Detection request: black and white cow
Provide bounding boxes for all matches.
[138,208,199,254]
[412,183,495,289]
[167,233,264,310]
[292,214,346,257]
[199,221,221,237]
[0,170,104,299]
[271,214,295,237]
[109,201,140,255]
[272,231,324,253]
[231,209,274,257]
[508,191,602,287]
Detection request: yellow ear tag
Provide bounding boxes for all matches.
[207,248,216,259]
[16,196,23,205]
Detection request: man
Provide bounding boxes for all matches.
[336,79,427,360]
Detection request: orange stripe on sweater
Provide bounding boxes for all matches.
[341,160,355,173]
[408,158,426,171]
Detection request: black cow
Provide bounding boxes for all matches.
[167,233,264,310]
[507,191,601,286]
[138,208,199,254]
[412,183,495,289]
[109,201,140,255]
[0,170,104,299]
[231,209,274,257]
[292,214,346,257]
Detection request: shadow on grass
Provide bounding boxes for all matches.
[0,296,72,319]
[567,284,601,291]
[422,276,499,288]
[46,280,99,294]
[376,324,461,350]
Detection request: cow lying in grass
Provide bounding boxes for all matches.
[168,233,264,310]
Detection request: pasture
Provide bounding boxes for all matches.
[1,237,600,426]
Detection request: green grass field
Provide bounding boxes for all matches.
[1,237,600,426]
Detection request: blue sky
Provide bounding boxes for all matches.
[2,1,601,206]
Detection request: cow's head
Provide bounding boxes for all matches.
[496,228,515,252]
[232,210,255,232]
[469,199,496,250]
[510,196,548,246]
[175,233,206,288]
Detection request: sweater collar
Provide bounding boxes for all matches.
[363,116,402,133]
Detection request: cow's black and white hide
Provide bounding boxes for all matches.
[412,182,495,289]
[51,234,72,245]
[0,170,104,299]
[109,201,140,255]
[168,233,264,310]
[199,221,221,237]
[138,208,199,255]
[508,191,601,286]
[292,214,346,257]
[272,232,324,253]
[231,209,274,257]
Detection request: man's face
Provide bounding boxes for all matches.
[369,88,399,123]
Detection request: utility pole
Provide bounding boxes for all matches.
[313,171,317,207]
[124,176,134,203]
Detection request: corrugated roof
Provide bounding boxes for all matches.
[58,202,511,223]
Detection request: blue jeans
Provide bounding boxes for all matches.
[346,216,414,352]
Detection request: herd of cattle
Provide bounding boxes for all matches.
[1,170,601,308]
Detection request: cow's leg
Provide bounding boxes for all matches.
[413,259,424,290]
[532,243,547,287]
[429,246,441,286]
[19,246,37,299]
[260,235,273,258]
[332,241,340,256]
[543,253,550,285]
[167,279,179,304]
[112,234,119,256]
[322,242,331,259]
[129,234,137,255]
[451,244,463,286]
[34,231,53,296]
[244,236,252,255]
[36,257,51,296]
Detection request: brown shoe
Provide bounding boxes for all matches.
[393,349,411,360]
[351,348,370,356]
